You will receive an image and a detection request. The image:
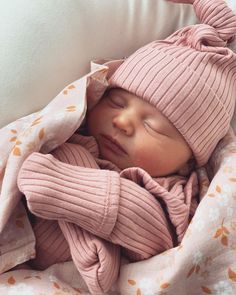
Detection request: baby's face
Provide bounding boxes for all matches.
[87,88,192,177]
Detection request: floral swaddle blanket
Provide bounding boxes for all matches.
[0,60,235,294]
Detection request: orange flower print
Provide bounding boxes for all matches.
[63,84,76,95]
[229,177,236,182]
[214,219,230,246]
[207,184,221,198]
[187,250,202,278]
[31,116,43,127]
[12,140,22,156]
[160,282,170,289]
[66,105,77,112]
[9,129,18,142]
[9,129,22,156]
[53,281,61,289]
[201,286,212,294]
[127,278,158,295]
[38,128,45,140]
[2,276,35,293]
[8,276,16,284]
[128,279,136,286]
[187,264,201,278]
[228,267,236,282]
[207,184,231,203]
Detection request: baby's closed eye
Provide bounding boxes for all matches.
[143,120,168,137]
[108,95,126,108]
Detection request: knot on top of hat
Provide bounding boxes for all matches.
[177,24,228,52]
[196,0,236,44]
[168,0,236,44]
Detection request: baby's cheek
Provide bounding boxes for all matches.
[132,148,156,171]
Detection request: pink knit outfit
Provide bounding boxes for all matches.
[17,0,236,294]
[18,134,198,294]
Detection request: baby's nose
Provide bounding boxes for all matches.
[112,112,134,135]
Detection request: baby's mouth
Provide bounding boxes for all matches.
[100,134,128,156]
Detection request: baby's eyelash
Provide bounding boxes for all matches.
[108,96,125,108]
[144,121,166,137]
[144,121,156,132]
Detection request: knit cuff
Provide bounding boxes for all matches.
[17,152,120,237]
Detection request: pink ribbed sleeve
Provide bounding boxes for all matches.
[58,221,120,292]
[31,216,121,295]
[18,150,173,258]
[30,218,71,269]
[21,143,121,295]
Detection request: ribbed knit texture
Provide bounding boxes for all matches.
[31,217,121,294]
[18,137,198,293]
[18,149,174,253]
[59,221,120,294]
[24,142,121,294]
[30,218,71,269]
[17,0,236,293]
[21,153,121,237]
[109,0,236,166]
[20,149,195,251]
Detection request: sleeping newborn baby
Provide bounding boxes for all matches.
[87,87,192,177]
[17,0,236,294]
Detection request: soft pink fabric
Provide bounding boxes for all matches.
[14,1,236,294]
[28,140,121,295]
[2,129,236,295]
[17,134,198,294]
[109,0,236,166]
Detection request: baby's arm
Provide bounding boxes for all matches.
[22,142,120,294]
[18,151,173,260]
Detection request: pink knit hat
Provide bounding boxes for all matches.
[109,0,236,166]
